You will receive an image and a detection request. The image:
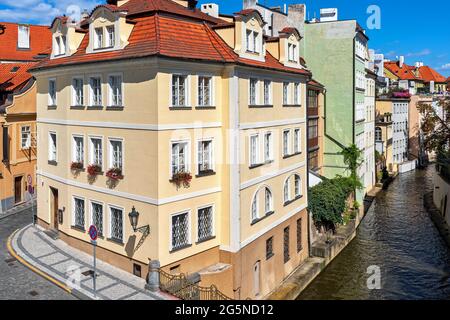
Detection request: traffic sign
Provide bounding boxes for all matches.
[89,225,98,241]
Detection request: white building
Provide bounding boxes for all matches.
[364,51,377,192]
[392,99,409,164]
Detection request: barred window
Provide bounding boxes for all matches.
[110,207,123,242]
[21,126,31,149]
[72,78,84,106]
[108,75,123,106]
[297,218,303,252]
[284,226,290,263]
[198,140,213,173]
[91,202,103,236]
[266,237,274,260]
[198,76,212,106]
[198,206,213,242]
[171,212,190,250]
[73,198,85,229]
[172,75,187,107]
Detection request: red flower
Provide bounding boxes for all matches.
[70,162,83,170]
[106,168,124,181]
[87,164,102,176]
[170,171,192,188]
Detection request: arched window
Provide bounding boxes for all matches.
[264,187,273,214]
[294,174,302,197]
[251,191,259,221]
[284,178,291,204]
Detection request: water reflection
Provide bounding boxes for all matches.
[297,167,450,300]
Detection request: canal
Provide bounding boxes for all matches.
[298,166,450,300]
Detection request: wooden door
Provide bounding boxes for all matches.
[14,176,22,204]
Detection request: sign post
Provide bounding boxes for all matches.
[88,225,98,299]
[27,175,35,226]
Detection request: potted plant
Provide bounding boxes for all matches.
[106,167,124,181]
[170,171,192,188]
[70,161,84,171]
[87,164,102,177]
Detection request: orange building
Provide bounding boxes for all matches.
[0,22,51,213]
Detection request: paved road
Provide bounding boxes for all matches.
[0,209,75,300]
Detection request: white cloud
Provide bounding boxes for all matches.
[439,63,450,70]
[0,0,102,25]
[405,49,431,57]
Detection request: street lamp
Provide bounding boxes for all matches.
[128,206,150,234]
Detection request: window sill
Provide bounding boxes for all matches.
[47,105,57,110]
[107,237,124,245]
[264,159,274,165]
[71,225,85,232]
[196,236,216,245]
[249,104,273,108]
[283,152,301,159]
[196,170,216,178]
[195,105,216,110]
[106,106,124,111]
[170,244,192,253]
[251,211,275,226]
[70,105,85,110]
[48,160,58,166]
[284,195,303,207]
[266,253,274,261]
[87,105,103,110]
[249,163,264,169]
[169,106,192,110]
[283,104,302,108]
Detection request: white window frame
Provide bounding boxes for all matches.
[246,29,260,53]
[89,136,103,168]
[18,25,30,49]
[72,77,84,106]
[21,125,31,149]
[108,204,125,242]
[294,128,301,154]
[249,134,260,167]
[196,204,215,242]
[170,140,190,176]
[283,129,291,156]
[48,131,57,162]
[106,25,115,48]
[283,82,289,105]
[264,131,273,162]
[294,174,302,198]
[197,75,213,107]
[263,80,272,105]
[94,27,103,49]
[169,210,192,251]
[294,83,301,105]
[72,134,85,164]
[251,190,259,222]
[89,76,103,107]
[72,196,86,229]
[90,200,105,236]
[264,187,273,214]
[108,73,124,107]
[196,138,214,174]
[284,177,291,203]
[249,78,258,105]
[48,78,56,106]
[171,74,190,107]
[108,137,124,171]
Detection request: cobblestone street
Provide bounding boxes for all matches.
[0,209,75,300]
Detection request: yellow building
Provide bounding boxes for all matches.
[32,0,312,299]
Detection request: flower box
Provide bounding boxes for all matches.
[87,164,102,176]
[70,162,84,171]
[106,167,124,181]
[170,171,192,188]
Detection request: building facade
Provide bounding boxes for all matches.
[0,22,51,213]
[33,0,311,299]
[364,54,377,193]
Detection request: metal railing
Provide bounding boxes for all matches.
[159,268,232,300]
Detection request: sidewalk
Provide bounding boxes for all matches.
[0,198,36,220]
[8,224,173,300]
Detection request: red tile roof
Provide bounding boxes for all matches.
[0,22,52,62]
[384,61,418,81]
[31,1,311,77]
[418,66,447,83]
[0,62,36,92]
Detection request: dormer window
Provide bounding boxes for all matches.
[107,26,115,48]
[246,30,260,53]
[288,43,298,62]
[94,28,103,49]
[54,35,66,57]
[18,25,30,49]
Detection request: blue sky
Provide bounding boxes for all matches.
[1,0,449,76]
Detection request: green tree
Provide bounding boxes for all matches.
[339,144,364,191]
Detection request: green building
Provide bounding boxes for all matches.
[303,19,369,203]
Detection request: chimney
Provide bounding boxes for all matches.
[243,0,258,9]
[201,3,219,18]
[399,55,404,68]
[287,4,306,34]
